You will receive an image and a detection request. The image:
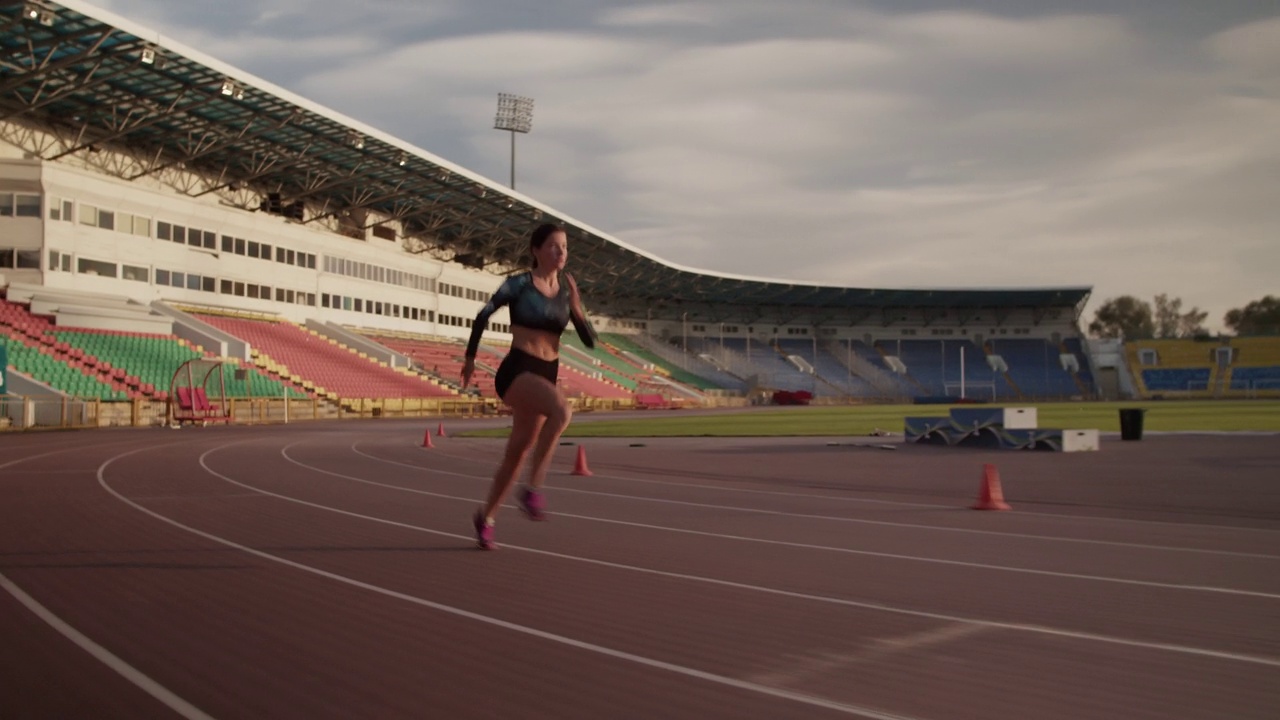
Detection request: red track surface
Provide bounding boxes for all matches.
[2,420,1278,719]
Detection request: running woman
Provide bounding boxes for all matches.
[461,223,597,549]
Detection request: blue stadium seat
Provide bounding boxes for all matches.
[1143,368,1212,392]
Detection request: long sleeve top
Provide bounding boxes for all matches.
[466,272,597,358]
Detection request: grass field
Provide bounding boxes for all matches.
[459,400,1280,438]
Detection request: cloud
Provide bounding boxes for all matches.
[1204,16,1280,78]
[74,2,1280,329]
[90,0,457,88]
[597,4,718,28]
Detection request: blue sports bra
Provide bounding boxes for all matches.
[466,272,596,358]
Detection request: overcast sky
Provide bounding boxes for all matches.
[93,0,1279,331]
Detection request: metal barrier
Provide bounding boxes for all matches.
[1,394,102,429]
[0,392,745,431]
[337,397,494,419]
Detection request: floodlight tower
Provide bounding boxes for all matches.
[494,93,534,189]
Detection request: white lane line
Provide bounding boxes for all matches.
[1,439,216,720]
[198,442,1280,666]
[99,447,923,720]
[0,440,133,472]
[552,463,950,508]
[431,435,1280,534]
[351,443,1280,561]
[299,444,1280,599]
[429,439,950,509]
[0,572,217,720]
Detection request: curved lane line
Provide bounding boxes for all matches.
[199,441,1280,667]
[97,442,923,720]
[1,441,214,720]
[351,442,1280,563]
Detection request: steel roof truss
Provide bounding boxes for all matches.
[190,146,297,197]
[49,86,211,159]
[127,108,301,180]
[0,54,111,119]
[0,26,120,97]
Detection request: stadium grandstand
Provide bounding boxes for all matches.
[17,0,1261,430]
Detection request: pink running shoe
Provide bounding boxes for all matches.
[473,512,496,550]
[518,486,547,521]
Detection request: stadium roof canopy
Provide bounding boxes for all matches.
[0,0,1091,323]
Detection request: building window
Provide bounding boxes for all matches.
[0,193,41,217]
[77,257,118,277]
[48,197,74,222]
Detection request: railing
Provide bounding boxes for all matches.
[339,396,493,419]
[1238,380,1280,400]
[0,393,496,429]
[1,394,103,430]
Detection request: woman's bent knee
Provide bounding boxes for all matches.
[552,401,572,430]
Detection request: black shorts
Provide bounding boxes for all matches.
[494,347,559,400]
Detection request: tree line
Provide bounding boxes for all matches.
[1088,295,1279,340]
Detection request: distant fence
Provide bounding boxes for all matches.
[0,394,494,430]
[0,391,760,430]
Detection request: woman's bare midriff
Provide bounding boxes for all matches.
[509,324,561,361]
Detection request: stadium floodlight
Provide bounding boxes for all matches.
[22,3,53,25]
[493,93,534,189]
[141,47,156,64]
[219,80,245,100]
[397,152,408,167]
[347,131,365,150]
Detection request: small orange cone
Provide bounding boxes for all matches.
[437,422,447,437]
[571,445,593,476]
[421,429,434,448]
[972,463,1011,510]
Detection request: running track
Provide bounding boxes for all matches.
[2,419,1278,719]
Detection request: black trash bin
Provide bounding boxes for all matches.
[1119,408,1146,441]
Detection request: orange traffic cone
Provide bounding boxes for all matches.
[571,445,593,476]
[437,422,447,437]
[421,428,434,448]
[972,463,1011,511]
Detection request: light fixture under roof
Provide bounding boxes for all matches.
[217,79,246,100]
[22,2,54,25]
[346,131,365,150]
